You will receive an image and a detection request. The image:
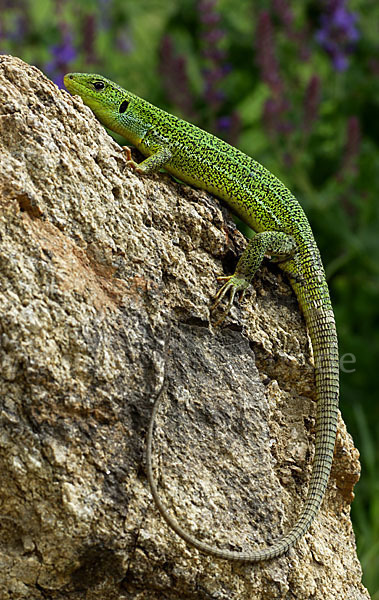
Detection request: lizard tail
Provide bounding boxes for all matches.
[146,306,339,561]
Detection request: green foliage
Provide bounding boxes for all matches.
[2,0,378,594]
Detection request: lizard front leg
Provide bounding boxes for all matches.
[122,146,172,174]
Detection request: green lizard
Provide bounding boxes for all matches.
[64,72,339,562]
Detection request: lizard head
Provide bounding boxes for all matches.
[64,73,138,136]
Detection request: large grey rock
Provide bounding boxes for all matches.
[0,55,368,599]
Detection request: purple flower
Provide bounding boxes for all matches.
[272,0,294,29]
[198,0,228,111]
[7,13,29,43]
[255,10,294,144]
[45,25,76,88]
[316,0,359,71]
[337,116,361,214]
[116,28,134,54]
[340,116,361,176]
[158,35,196,119]
[263,97,292,140]
[198,1,221,26]
[0,0,29,48]
[255,11,282,94]
[216,111,241,145]
[98,0,111,29]
[303,75,321,134]
[272,0,311,60]
[81,14,98,64]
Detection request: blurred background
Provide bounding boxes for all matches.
[1,0,378,595]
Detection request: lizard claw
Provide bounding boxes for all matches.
[121,146,144,173]
[211,274,249,325]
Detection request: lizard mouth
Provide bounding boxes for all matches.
[63,73,82,95]
[63,74,118,127]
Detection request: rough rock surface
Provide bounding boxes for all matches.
[0,55,369,600]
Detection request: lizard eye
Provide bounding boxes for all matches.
[93,80,105,91]
[119,100,129,113]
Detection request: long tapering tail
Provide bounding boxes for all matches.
[146,303,339,561]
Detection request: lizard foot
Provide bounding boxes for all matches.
[121,146,144,174]
[211,274,249,325]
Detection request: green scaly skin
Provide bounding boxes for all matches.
[64,73,339,562]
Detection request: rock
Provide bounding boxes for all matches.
[0,55,369,600]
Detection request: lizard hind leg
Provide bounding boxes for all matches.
[212,230,296,324]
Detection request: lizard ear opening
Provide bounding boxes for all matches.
[119,100,129,113]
